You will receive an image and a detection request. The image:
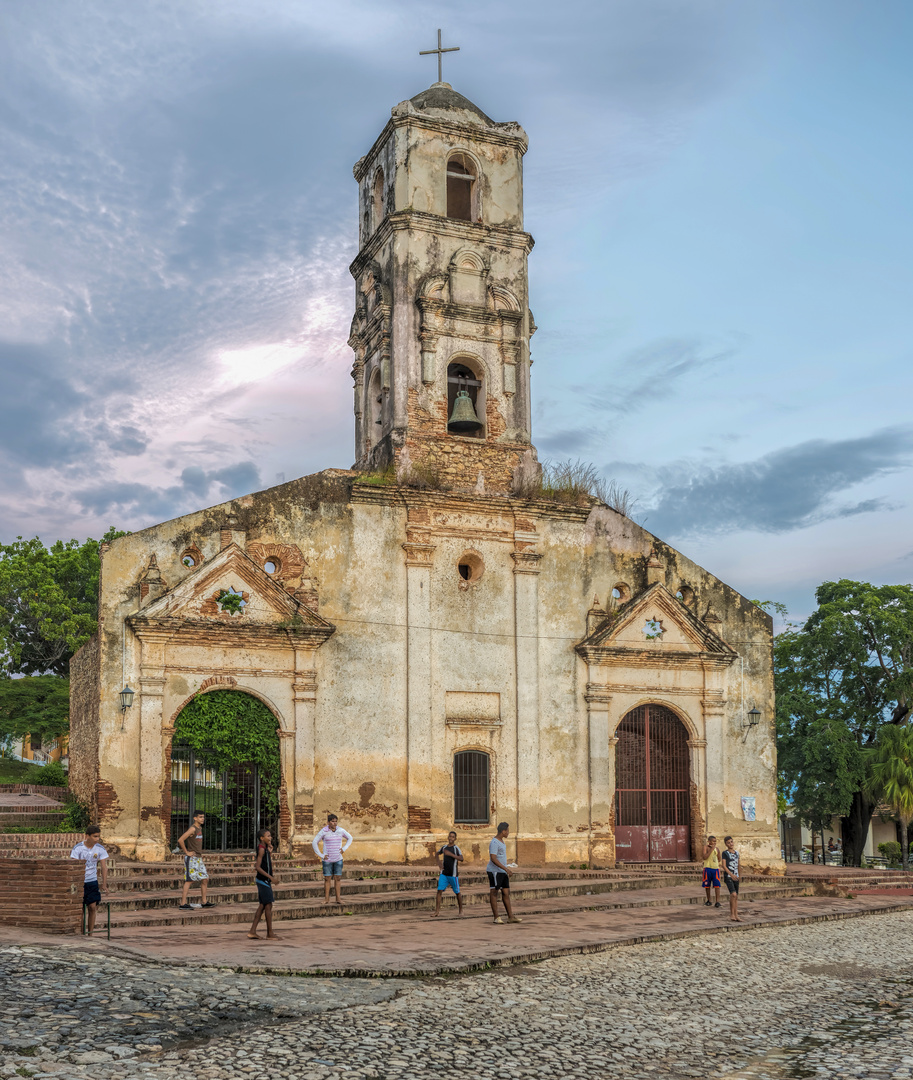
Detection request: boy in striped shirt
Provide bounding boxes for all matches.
[312,814,353,905]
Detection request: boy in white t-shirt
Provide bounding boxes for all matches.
[70,825,109,935]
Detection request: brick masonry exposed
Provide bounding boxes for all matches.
[0,858,84,933]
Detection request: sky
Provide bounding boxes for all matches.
[1,0,911,624]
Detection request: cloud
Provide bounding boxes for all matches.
[644,425,913,539]
[71,461,262,522]
[536,428,598,455]
[574,337,737,418]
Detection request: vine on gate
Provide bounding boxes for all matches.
[173,690,281,805]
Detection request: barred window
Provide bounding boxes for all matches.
[454,750,490,824]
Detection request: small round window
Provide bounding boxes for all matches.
[182,555,195,568]
[457,552,484,584]
[612,583,630,603]
[676,585,694,606]
[264,559,279,575]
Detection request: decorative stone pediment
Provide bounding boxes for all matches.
[127,543,335,649]
[575,582,736,669]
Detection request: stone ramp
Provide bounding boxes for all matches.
[92,889,913,977]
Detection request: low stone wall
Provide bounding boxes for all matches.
[0,858,84,933]
[0,784,72,801]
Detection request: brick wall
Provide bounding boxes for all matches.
[0,858,84,933]
[68,632,100,816]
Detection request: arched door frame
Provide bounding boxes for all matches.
[613,702,693,863]
[164,682,289,850]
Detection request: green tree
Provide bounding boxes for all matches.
[868,724,913,870]
[0,528,126,677]
[773,580,913,867]
[0,675,70,747]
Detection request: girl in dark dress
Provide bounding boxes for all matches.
[248,828,279,939]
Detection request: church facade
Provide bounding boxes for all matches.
[69,82,781,869]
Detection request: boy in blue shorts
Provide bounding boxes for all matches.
[70,825,109,934]
[432,830,463,917]
[702,835,722,908]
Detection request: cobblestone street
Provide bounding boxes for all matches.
[4,911,913,1079]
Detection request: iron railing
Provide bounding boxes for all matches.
[170,745,278,851]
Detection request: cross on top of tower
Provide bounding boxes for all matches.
[419,29,460,85]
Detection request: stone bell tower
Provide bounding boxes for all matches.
[348,81,539,493]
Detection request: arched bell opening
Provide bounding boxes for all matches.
[169,690,281,853]
[446,152,478,222]
[447,359,485,439]
[614,703,691,863]
[372,167,385,232]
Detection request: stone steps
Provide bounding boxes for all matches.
[0,813,66,829]
[0,832,89,858]
[103,861,629,885]
[104,871,663,911]
[105,878,811,930]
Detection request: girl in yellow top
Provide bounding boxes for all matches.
[702,836,722,908]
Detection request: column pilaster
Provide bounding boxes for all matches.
[511,549,542,859]
[403,540,436,861]
[292,651,316,847]
[585,680,614,865]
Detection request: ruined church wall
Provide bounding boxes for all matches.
[81,471,778,866]
[68,632,100,817]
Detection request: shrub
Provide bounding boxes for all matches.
[58,799,91,833]
[516,459,637,515]
[30,759,67,787]
[878,840,902,867]
[356,466,398,488]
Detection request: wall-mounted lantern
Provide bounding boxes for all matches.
[748,707,761,727]
[119,685,135,713]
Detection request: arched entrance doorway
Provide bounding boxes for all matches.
[614,704,691,863]
[169,690,281,852]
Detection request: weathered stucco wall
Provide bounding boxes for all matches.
[81,471,779,867]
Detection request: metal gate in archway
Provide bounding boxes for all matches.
[169,746,279,852]
[614,704,691,862]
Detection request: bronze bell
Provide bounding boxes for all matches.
[448,389,483,433]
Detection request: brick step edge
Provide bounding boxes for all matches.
[102,868,652,889]
[106,883,812,929]
[102,875,677,910]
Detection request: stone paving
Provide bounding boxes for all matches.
[3,910,913,1079]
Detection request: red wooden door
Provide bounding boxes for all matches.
[614,705,691,862]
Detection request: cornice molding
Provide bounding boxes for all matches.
[575,645,736,670]
[351,211,534,277]
[510,551,542,575]
[354,115,528,184]
[127,617,335,651]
